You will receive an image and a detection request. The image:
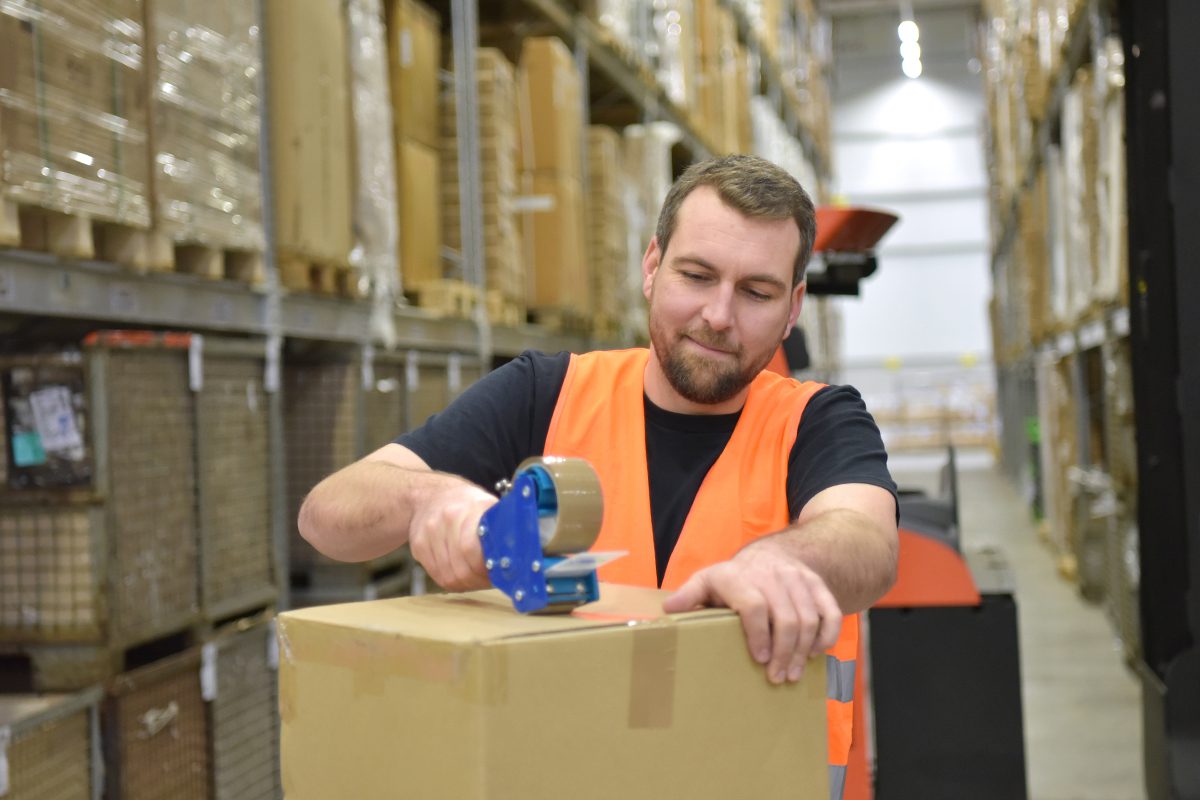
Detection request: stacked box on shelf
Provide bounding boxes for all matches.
[104,648,210,799]
[586,127,629,339]
[622,123,678,339]
[1019,168,1051,344]
[0,1,150,260]
[518,37,589,326]
[1094,35,1127,309]
[1035,352,1080,575]
[653,0,699,112]
[195,341,277,623]
[145,0,265,282]
[442,48,525,316]
[1060,65,1102,325]
[1101,336,1138,658]
[0,689,102,797]
[208,615,282,800]
[265,0,354,293]
[0,332,202,691]
[694,0,744,155]
[387,0,443,292]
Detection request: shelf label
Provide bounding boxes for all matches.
[1079,320,1105,350]
[406,350,420,392]
[109,285,138,315]
[188,334,204,392]
[361,344,375,390]
[211,297,234,324]
[448,353,462,394]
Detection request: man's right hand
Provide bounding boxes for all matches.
[407,483,497,591]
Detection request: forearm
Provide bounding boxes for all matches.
[298,460,483,562]
[756,509,898,614]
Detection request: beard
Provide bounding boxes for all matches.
[649,315,776,406]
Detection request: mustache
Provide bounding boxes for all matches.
[682,328,737,353]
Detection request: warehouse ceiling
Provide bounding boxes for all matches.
[818,0,980,16]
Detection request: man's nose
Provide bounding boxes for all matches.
[701,283,735,331]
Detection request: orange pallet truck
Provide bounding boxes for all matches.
[845,450,1028,800]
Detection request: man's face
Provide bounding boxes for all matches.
[643,186,805,411]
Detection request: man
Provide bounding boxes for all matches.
[299,155,898,797]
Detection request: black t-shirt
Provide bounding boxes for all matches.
[395,350,898,586]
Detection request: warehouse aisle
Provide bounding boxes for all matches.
[891,453,1146,800]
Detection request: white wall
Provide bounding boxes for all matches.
[828,6,993,366]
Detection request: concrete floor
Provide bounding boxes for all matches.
[891,451,1146,800]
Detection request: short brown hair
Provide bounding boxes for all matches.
[654,154,816,287]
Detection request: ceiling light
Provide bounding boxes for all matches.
[902,58,923,78]
[900,41,921,60]
[898,20,919,42]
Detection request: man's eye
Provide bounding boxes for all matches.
[681,271,707,282]
[744,288,772,301]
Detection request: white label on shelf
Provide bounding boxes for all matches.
[267,619,279,670]
[109,285,138,315]
[400,30,413,67]
[406,350,420,391]
[448,353,462,394]
[1079,320,1106,350]
[411,565,427,596]
[362,344,375,390]
[188,334,204,392]
[511,194,555,213]
[29,385,83,452]
[1056,332,1076,356]
[246,381,259,413]
[1112,307,1130,337]
[200,642,218,702]
[0,725,10,796]
[211,297,234,324]
[264,336,281,394]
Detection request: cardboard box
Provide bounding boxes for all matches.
[265,0,354,264]
[522,170,588,314]
[398,138,443,286]
[517,37,582,176]
[386,0,441,149]
[278,584,828,799]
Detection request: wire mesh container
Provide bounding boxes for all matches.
[0,687,102,799]
[105,648,210,800]
[283,355,362,572]
[208,616,281,800]
[195,341,276,621]
[0,334,199,649]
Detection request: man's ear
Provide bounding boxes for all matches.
[642,236,661,301]
[788,280,807,329]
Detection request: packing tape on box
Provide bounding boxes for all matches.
[628,620,678,729]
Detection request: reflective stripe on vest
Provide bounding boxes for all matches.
[544,348,858,777]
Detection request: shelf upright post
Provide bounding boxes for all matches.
[255,0,290,610]
[450,0,492,369]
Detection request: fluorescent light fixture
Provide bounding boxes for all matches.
[902,58,923,78]
[900,41,921,60]
[898,20,919,42]
[68,151,94,167]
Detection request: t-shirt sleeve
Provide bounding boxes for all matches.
[394,350,569,492]
[787,384,899,521]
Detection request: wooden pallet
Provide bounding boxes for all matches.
[529,306,592,336]
[0,199,167,272]
[165,238,265,286]
[277,252,344,296]
[486,290,524,328]
[409,279,481,320]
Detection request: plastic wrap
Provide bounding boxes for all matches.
[750,96,818,195]
[652,0,697,109]
[1060,66,1099,322]
[149,0,264,251]
[0,0,149,225]
[348,0,400,344]
[621,122,679,340]
[1094,36,1126,307]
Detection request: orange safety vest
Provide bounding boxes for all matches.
[545,348,857,799]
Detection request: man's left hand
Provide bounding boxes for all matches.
[661,540,842,684]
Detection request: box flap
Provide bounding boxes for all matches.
[278,583,730,644]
